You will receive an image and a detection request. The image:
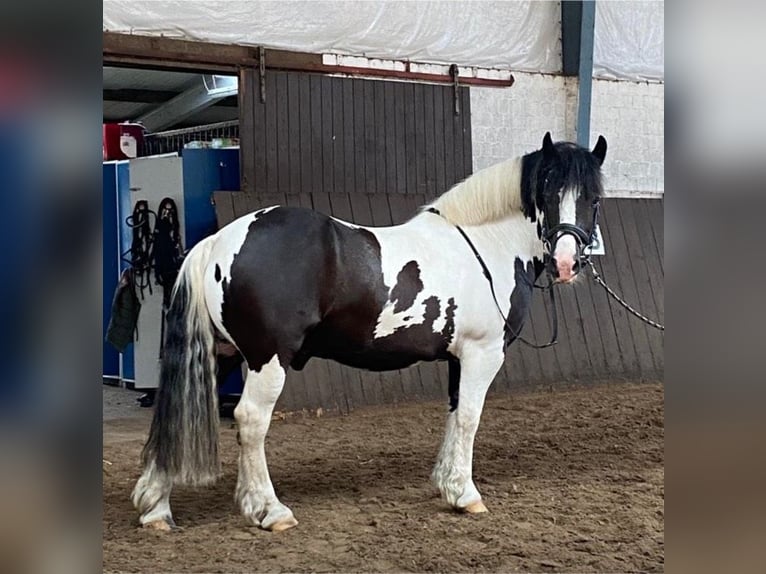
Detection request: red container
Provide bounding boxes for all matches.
[103,123,145,160]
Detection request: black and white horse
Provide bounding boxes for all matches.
[132,132,607,532]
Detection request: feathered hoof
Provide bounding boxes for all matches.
[461,500,488,514]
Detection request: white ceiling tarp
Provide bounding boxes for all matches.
[594,1,664,81]
[103,0,561,73]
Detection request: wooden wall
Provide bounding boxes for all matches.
[237,69,472,197]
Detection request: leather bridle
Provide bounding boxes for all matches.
[540,199,601,271]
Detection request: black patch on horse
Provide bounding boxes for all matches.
[504,257,538,347]
[214,264,221,282]
[448,356,460,412]
[390,261,423,312]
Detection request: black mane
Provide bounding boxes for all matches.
[520,141,604,222]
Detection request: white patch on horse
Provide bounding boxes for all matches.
[555,189,578,262]
[374,296,436,338]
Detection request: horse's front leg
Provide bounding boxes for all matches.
[432,342,505,513]
[234,355,297,531]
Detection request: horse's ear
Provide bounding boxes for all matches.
[542,132,557,160]
[592,135,607,166]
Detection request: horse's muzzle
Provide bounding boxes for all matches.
[551,256,581,283]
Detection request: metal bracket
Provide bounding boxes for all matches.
[449,64,460,115]
[259,46,266,104]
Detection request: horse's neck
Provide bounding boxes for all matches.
[460,211,542,282]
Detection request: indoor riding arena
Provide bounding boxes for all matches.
[103,2,664,572]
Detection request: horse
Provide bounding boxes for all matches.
[132,132,607,532]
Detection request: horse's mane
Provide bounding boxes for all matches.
[425,157,523,226]
[425,142,603,226]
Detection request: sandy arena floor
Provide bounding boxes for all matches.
[103,381,664,573]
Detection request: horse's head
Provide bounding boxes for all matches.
[527,132,607,283]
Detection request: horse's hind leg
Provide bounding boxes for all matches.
[132,461,175,530]
[234,354,297,531]
[432,343,505,513]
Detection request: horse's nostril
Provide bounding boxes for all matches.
[550,258,560,277]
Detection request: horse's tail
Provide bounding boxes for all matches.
[141,235,220,486]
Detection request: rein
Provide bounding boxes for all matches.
[426,207,560,349]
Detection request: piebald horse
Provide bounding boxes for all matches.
[132,132,607,532]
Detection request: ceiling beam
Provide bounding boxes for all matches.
[136,82,234,132]
[103,32,514,87]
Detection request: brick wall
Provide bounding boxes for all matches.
[471,72,664,197]
[590,79,664,197]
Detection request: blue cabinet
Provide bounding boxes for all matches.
[103,149,242,396]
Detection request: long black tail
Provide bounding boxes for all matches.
[140,236,220,486]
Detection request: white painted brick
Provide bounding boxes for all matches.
[471,73,664,197]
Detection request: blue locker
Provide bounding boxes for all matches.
[115,161,135,382]
[103,163,121,381]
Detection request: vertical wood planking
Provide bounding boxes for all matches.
[453,88,466,184]
[433,86,446,195]
[373,81,387,195]
[343,81,355,195]
[610,200,656,377]
[461,87,473,180]
[646,198,665,272]
[393,82,407,194]
[353,80,366,194]
[325,82,346,193]
[238,67,256,194]
[253,70,267,195]
[414,82,427,194]
[309,75,324,195]
[615,200,663,375]
[276,72,290,194]
[298,74,313,196]
[320,75,334,194]
[363,80,377,194]
[384,82,397,194]
[287,74,301,195]
[423,84,436,197]
[332,79,345,193]
[212,191,235,227]
[638,199,664,317]
[596,202,641,378]
[442,87,456,190]
[265,71,278,194]
[404,82,417,195]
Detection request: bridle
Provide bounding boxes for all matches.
[540,198,601,272]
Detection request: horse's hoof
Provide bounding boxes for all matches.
[143,519,172,531]
[267,516,298,532]
[462,500,488,514]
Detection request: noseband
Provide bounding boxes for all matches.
[541,199,601,268]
